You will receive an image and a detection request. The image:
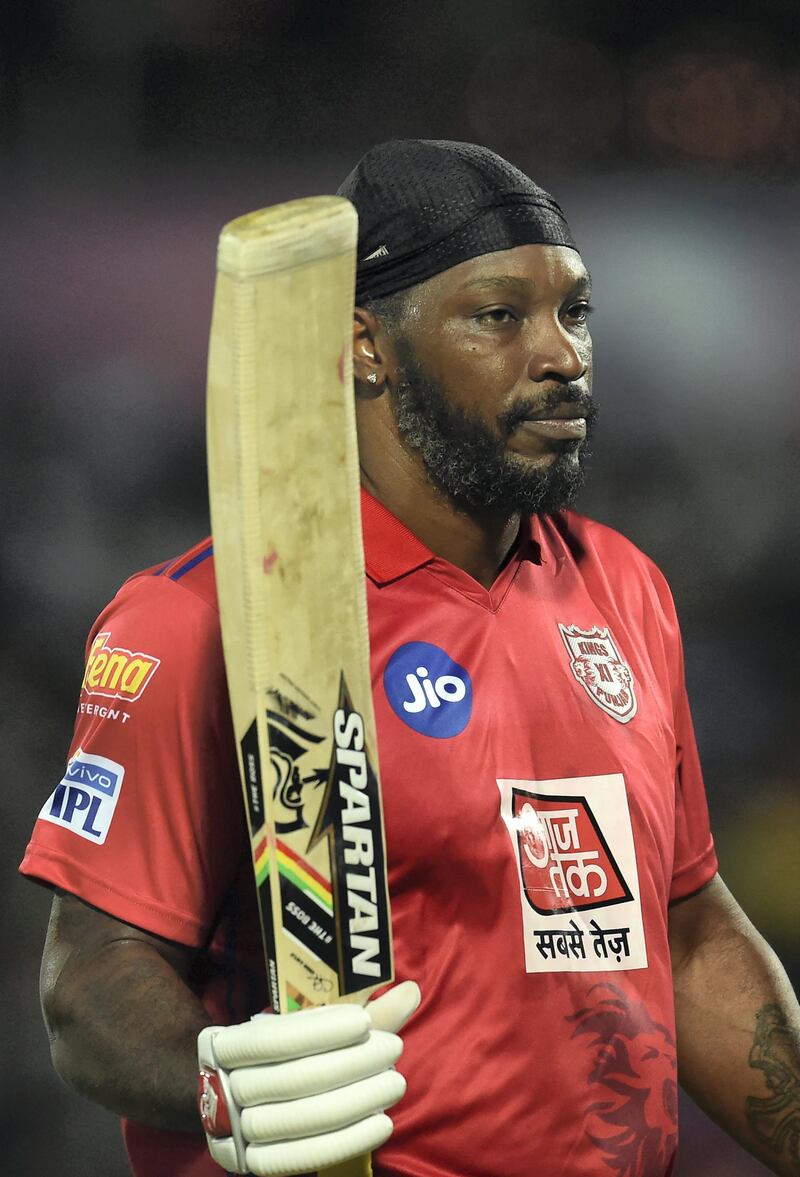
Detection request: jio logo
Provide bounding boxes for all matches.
[383,641,472,738]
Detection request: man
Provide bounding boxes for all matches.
[21,140,800,1177]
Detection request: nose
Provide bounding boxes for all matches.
[526,317,588,384]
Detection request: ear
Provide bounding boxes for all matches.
[353,307,390,393]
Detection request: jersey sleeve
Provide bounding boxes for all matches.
[19,571,245,946]
[646,561,718,902]
[669,642,718,901]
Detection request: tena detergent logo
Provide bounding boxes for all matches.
[82,632,160,703]
[40,748,125,844]
[383,641,472,738]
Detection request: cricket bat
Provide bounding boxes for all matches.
[206,197,393,1177]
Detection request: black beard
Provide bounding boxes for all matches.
[388,338,597,515]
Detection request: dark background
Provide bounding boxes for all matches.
[3,2,798,1174]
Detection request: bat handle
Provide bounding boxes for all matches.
[319,1155,372,1177]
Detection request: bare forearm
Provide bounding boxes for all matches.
[671,879,800,1175]
[46,939,211,1132]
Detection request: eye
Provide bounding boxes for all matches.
[566,301,594,324]
[473,307,518,326]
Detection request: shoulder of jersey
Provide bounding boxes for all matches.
[547,509,667,588]
[126,538,218,611]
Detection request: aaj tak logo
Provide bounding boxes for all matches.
[514,791,632,915]
[559,624,637,724]
[497,774,648,974]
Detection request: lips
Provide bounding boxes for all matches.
[522,403,588,422]
[517,417,587,441]
[505,397,592,452]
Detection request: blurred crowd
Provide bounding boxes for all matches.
[3,2,798,1174]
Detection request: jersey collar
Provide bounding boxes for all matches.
[360,487,542,586]
[361,487,435,584]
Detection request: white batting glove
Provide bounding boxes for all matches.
[197,980,420,1177]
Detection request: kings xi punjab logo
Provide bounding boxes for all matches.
[559,624,637,724]
[514,791,632,915]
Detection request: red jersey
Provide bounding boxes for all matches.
[21,490,717,1177]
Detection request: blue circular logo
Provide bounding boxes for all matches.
[383,641,472,738]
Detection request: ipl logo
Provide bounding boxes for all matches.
[383,641,472,738]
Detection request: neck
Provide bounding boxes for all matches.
[358,409,520,590]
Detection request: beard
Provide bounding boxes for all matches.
[388,338,598,515]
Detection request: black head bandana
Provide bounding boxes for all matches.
[337,139,578,304]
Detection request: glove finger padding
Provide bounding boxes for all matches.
[366,981,421,1034]
[241,1069,406,1143]
[245,1113,394,1177]
[231,1029,403,1105]
[214,1004,370,1068]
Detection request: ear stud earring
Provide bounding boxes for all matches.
[367,373,378,384]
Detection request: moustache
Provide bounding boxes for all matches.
[500,385,596,436]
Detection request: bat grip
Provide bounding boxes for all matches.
[319,1156,372,1177]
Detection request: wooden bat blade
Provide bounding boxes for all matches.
[206,196,393,1177]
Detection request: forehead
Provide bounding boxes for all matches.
[419,243,590,305]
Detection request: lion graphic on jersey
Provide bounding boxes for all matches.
[567,983,678,1176]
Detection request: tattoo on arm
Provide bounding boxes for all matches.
[746,1003,800,1170]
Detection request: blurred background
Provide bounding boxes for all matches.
[3,1,798,1173]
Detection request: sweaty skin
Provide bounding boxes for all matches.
[42,890,208,1132]
[353,244,593,589]
[669,878,800,1176]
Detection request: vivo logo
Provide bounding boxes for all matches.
[65,760,118,796]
